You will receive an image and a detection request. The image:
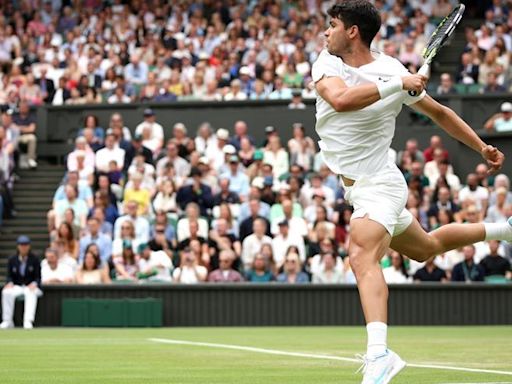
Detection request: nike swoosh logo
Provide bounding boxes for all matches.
[378,77,390,82]
[373,366,391,384]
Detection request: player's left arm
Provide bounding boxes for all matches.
[410,95,504,174]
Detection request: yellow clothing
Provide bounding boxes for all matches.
[124,188,151,216]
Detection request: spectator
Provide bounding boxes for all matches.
[220,155,250,202]
[208,249,244,283]
[276,251,309,283]
[176,202,209,242]
[13,101,37,169]
[382,251,411,284]
[229,120,255,152]
[172,247,208,284]
[52,222,79,262]
[241,217,273,270]
[95,132,125,174]
[479,240,511,279]
[75,248,111,284]
[224,79,247,101]
[287,122,315,172]
[485,187,510,223]
[482,71,507,93]
[113,240,139,281]
[423,135,449,163]
[176,167,214,217]
[424,148,454,184]
[312,252,344,284]
[288,90,306,109]
[54,184,88,230]
[134,108,164,155]
[436,73,457,95]
[153,179,178,214]
[484,101,512,132]
[451,245,485,282]
[137,243,173,282]
[123,173,151,217]
[36,67,55,103]
[263,135,289,179]
[271,219,306,269]
[156,140,191,187]
[41,248,74,285]
[245,253,275,282]
[1,236,41,329]
[79,218,112,265]
[413,257,448,282]
[458,173,490,215]
[455,52,479,84]
[114,200,150,244]
[239,198,271,242]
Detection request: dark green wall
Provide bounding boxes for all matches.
[15,284,512,327]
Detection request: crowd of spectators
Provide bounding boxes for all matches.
[2,109,504,286]
[0,0,494,109]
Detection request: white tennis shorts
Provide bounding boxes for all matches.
[342,163,413,236]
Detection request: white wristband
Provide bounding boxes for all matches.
[377,76,403,99]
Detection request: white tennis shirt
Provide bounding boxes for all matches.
[312,49,425,179]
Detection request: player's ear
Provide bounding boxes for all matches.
[348,24,359,40]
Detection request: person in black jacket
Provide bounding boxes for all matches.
[176,167,213,217]
[1,236,41,329]
[451,244,485,283]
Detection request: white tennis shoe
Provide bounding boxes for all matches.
[357,349,406,384]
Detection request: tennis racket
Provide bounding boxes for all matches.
[417,4,466,77]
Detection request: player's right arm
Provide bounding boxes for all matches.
[315,75,426,112]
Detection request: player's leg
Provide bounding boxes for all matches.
[349,215,391,326]
[390,214,512,261]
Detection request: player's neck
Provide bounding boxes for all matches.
[340,45,375,68]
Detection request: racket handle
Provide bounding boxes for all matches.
[418,63,430,77]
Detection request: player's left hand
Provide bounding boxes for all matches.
[481,145,505,174]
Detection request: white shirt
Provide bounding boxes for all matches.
[458,186,489,211]
[113,215,150,243]
[134,120,164,153]
[241,234,273,269]
[312,49,425,179]
[138,251,173,281]
[272,233,306,267]
[382,266,411,284]
[95,146,125,173]
[41,260,75,284]
[172,265,208,284]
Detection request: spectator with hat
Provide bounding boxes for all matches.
[220,155,250,202]
[261,125,277,148]
[134,108,164,155]
[1,235,41,329]
[137,243,173,282]
[176,167,214,217]
[484,102,512,132]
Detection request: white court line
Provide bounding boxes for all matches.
[149,338,512,377]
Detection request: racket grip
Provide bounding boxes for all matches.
[418,63,430,77]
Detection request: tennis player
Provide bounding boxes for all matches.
[313,1,508,383]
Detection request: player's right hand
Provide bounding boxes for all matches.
[402,74,428,94]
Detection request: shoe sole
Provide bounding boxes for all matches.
[383,359,406,384]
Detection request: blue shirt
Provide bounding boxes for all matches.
[276,272,309,283]
[79,233,113,264]
[54,183,93,203]
[221,170,250,199]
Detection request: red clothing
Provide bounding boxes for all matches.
[423,147,449,163]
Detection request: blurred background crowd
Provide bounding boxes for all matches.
[0,0,511,287]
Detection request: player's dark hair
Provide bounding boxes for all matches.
[328,0,381,47]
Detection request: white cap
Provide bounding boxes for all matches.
[216,128,229,141]
[251,176,264,189]
[222,144,236,154]
[501,102,512,113]
[239,66,251,76]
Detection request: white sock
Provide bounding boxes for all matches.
[484,221,512,241]
[366,322,388,359]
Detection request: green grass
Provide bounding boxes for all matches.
[0,327,511,383]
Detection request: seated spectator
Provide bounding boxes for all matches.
[459,173,489,216]
[239,198,271,242]
[127,154,156,192]
[114,200,150,243]
[52,222,79,262]
[1,236,41,329]
[288,90,306,109]
[172,247,208,284]
[54,184,88,230]
[455,52,479,85]
[485,187,510,223]
[436,73,457,95]
[148,217,176,257]
[13,100,37,169]
[137,243,173,282]
[67,137,96,174]
[123,173,151,217]
[213,177,241,206]
[484,101,512,132]
[176,167,213,217]
[208,250,243,283]
[241,217,273,270]
[413,257,448,282]
[287,123,315,172]
[272,219,306,269]
[95,132,125,174]
[479,240,511,279]
[90,190,118,227]
[75,248,111,284]
[276,251,309,283]
[311,252,344,284]
[77,114,104,144]
[41,248,75,284]
[428,159,460,192]
[382,251,411,284]
[245,253,275,282]
[176,202,209,242]
[224,79,247,101]
[482,71,506,93]
[220,155,250,202]
[113,240,139,281]
[428,187,460,227]
[271,198,308,237]
[489,174,512,206]
[423,135,449,163]
[134,108,164,155]
[263,136,289,179]
[451,245,485,282]
[79,217,112,265]
[153,179,178,214]
[156,140,191,187]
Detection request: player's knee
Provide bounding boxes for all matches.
[348,247,377,274]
